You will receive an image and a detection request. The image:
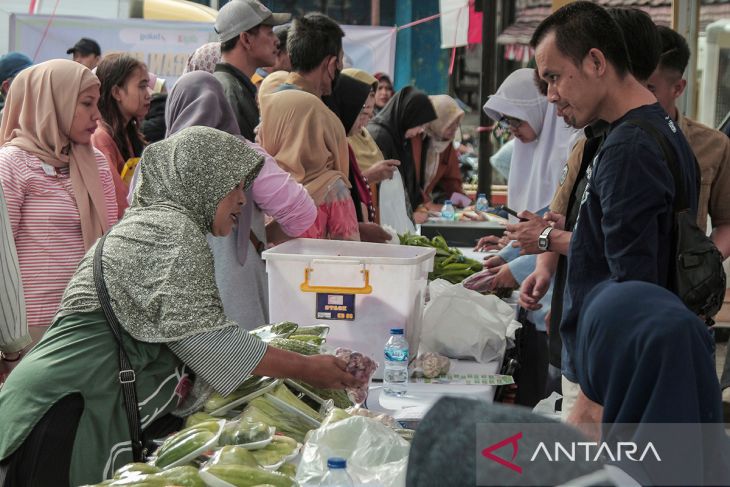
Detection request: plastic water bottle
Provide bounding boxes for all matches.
[320,457,354,486]
[441,200,455,221]
[476,193,489,212]
[383,328,409,396]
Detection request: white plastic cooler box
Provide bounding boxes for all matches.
[262,239,435,379]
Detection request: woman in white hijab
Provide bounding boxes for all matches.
[475,68,578,407]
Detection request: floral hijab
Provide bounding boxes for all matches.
[61,126,264,341]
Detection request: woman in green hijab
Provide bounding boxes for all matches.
[0,126,360,487]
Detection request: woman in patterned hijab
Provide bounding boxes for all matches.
[0,127,360,486]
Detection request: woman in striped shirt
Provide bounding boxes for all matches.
[0,59,117,351]
[0,127,362,486]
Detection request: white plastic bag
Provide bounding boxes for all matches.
[420,279,521,363]
[296,416,409,487]
[379,171,416,235]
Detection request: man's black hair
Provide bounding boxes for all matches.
[530,1,630,78]
[275,26,289,53]
[607,7,661,82]
[287,13,344,73]
[220,25,262,54]
[656,25,691,75]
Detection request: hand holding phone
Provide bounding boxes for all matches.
[499,205,528,222]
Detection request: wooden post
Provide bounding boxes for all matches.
[477,0,497,198]
[672,0,700,119]
[371,0,380,26]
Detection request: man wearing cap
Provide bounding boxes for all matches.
[214,0,290,141]
[66,38,102,70]
[0,52,32,116]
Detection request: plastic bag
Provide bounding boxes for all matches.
[334,348,379,406]
[379,170,416,235]
[296,416,409,487]
[420,279,521,363]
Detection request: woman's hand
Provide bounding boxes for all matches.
[474,235,508,252]
[362,159,400,184]
[484,255,506,268]
[358,222,391,243]
[301,355,365,389]
[487,265,517,290]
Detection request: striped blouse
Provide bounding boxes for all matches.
[0,146,118,329]
[0,183,29,353]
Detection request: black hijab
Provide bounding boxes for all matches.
[323,73,372,135]
[323,74,374,222]
[367,86,436,210]
[575,280,730,485]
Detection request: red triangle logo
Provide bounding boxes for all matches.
[481,432,523,474]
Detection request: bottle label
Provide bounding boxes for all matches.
[385,348,408,362]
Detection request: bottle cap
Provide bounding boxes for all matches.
[327,457,347,469]
[478,193,486,198]
[444,200,452,205]
[390,328,404,335]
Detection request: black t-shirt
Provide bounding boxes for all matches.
[560,103,699,381]
[214,63,259,141]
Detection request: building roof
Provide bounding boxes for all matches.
[497,0,730,45]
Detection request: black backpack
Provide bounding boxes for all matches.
[629,119,726,323]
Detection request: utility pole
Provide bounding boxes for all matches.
[477,0,497,198]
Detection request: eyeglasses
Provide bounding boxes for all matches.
[497,115,524,130]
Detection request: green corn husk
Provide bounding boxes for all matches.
[203,376,275,413]
[249,322,299,342]
[240,386,321,444]
[292,325,330,337]
[271,384,322,421]
[268,338,320,356]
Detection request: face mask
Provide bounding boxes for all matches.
[330,65,341,92]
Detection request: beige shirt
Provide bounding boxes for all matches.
[678,113,730,232]
[550,114,730,234]
[550,137,585,215]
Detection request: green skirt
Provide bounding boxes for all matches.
[0,311,186,485]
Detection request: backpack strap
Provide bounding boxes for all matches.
[625,118,688,212]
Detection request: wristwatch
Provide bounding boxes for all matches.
[537,226,553,251]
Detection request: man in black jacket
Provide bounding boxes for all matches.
[213,0,290,141]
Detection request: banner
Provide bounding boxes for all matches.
[439,0,469,48]
[8,13,397,85]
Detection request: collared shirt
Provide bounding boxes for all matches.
[214,62,259,141]
[560,103,699,381]
[677,112,730,232]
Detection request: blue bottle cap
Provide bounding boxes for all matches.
[327,457,347,469]
[444,200,452,205]
[478,193,486,198]
[390,328,404,335]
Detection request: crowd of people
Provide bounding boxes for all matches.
[0,0,729,484]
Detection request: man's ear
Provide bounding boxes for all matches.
[673,78,687,99]
[237,32,250,51]
[1,79,10,96]
[586,48,607,77]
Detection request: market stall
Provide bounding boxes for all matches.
[88,234,517,486]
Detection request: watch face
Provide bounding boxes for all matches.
[538,236,548,250]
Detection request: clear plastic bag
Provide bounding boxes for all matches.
[334,348,379,407]
[296,416,409,487]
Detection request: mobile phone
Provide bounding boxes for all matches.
[499,205,528,222]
